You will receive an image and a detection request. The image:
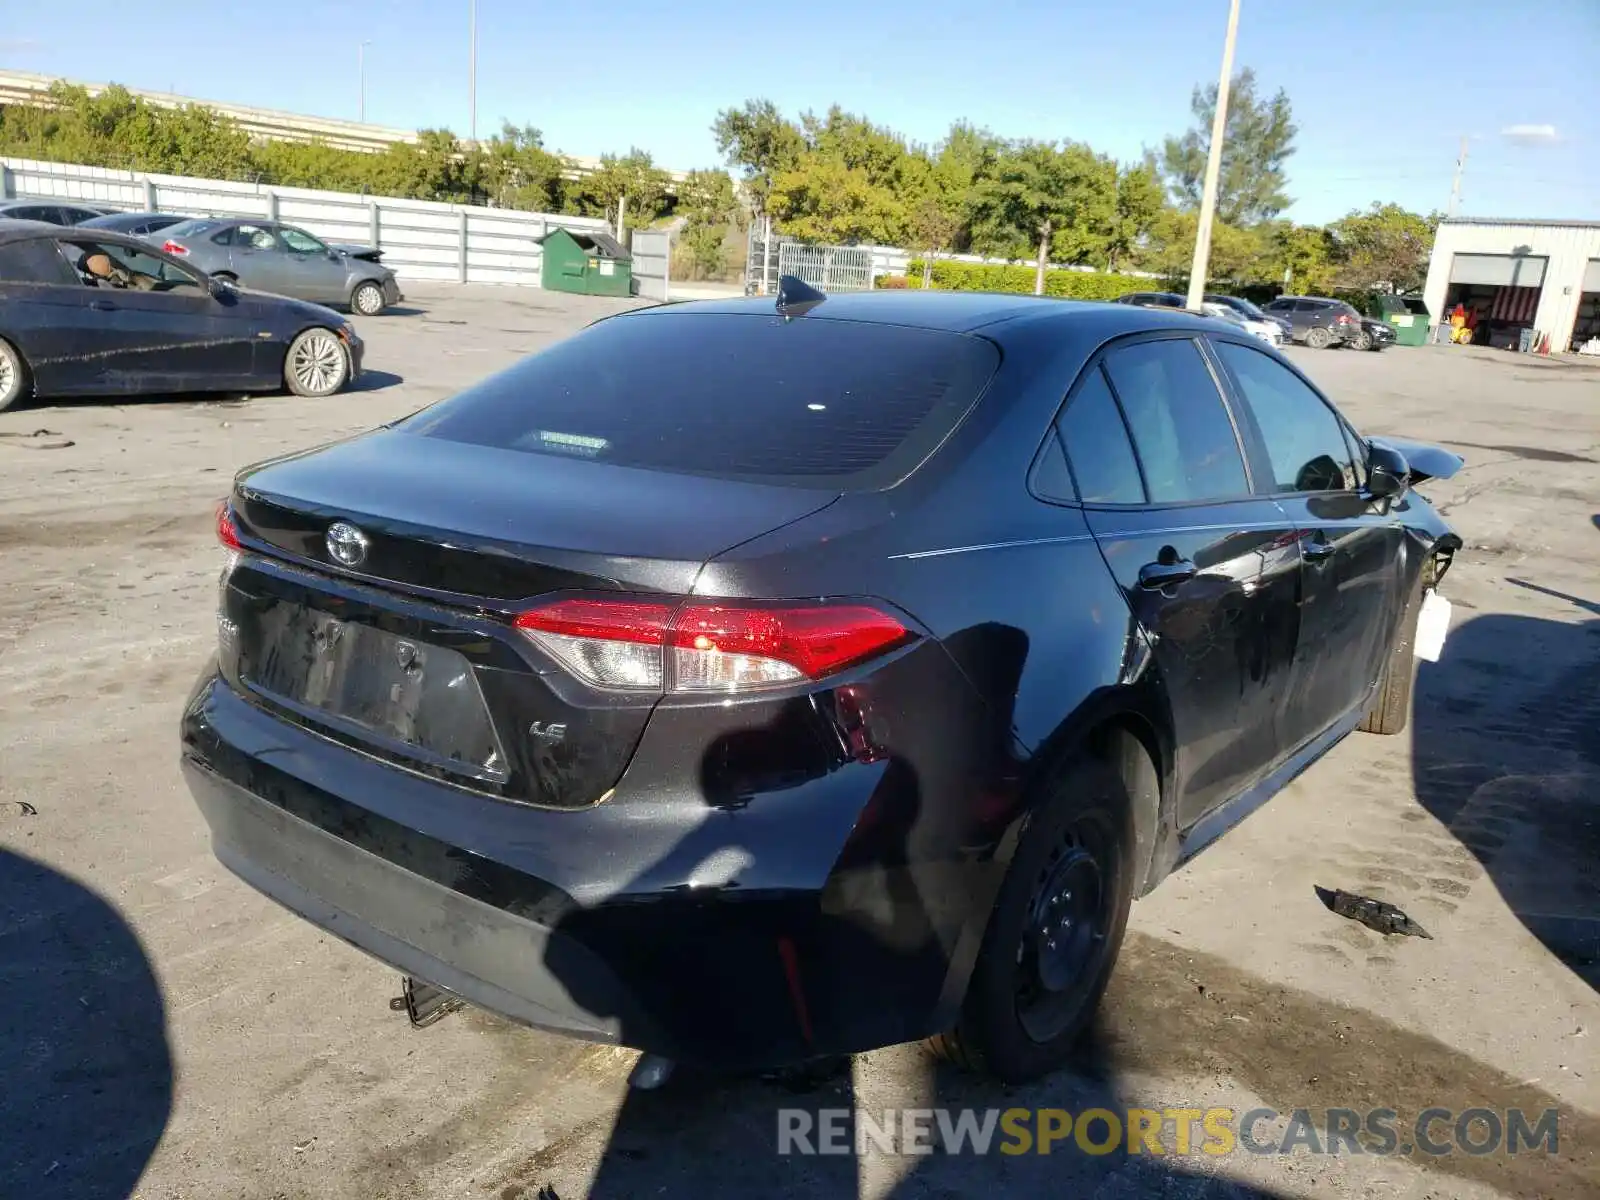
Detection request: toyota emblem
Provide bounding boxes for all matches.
[325,521,369,568]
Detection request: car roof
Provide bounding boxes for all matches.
[626,290,1241,341]
[0,218,155,250]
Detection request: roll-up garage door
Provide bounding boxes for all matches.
[1448,254,1548,287]
[1583,259,1600,292]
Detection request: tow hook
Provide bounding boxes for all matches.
[389,976,463,1028]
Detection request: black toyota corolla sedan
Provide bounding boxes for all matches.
[181,283,1463,1082]
[0,219,362,411]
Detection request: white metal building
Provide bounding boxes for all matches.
[1422,218,1600,353]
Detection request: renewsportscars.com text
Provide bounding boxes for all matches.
[777,1106,1561,1158]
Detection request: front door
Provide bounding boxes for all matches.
[1063,336,1303,829]
[274,224,349,305]
[60,236,257,392]
[228,223,293,295]
[1208,336,1406,749]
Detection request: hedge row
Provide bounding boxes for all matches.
[879,259,1173,301]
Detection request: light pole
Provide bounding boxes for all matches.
[358,40,371,122]
[468,0,478,142]
[1185,0,1241,311]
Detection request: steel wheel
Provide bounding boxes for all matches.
[0,338,22,411]
[352,281,385,316]
[1306,327,1332,350]
[1352,330,1373,352]
[1014,818,1116,1044]
[285,329,349,397]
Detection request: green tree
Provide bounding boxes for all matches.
[1159,67,1297,225]
[1328,203,1438,292]
[1262,222,1338,293]
[675,168,740,279]
[1105,162,1164,272]
[478,122,568,211]
[572,148,670,234]
[968,140,1118,293]
[906,123,1000,285]
[712,99,804,221]
[1141,208,1264,283]
[768,156,908,244]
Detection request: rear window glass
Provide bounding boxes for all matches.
[401,313,1001,489]
[0,238,76,285]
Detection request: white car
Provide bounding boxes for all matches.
[1202,301,1283,346]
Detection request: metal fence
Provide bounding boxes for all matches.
[0,156,611,289]
[630,229,670,301]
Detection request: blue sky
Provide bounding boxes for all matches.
[3,1,1594,225]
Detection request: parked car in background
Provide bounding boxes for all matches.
[1352,315,1397,352]
[0,219,363,410]
[182,282,1464,1085]
[1113,291,1185,308]
[1260,296,1363,348]
[0,200,115,226]
[157,217,402,315]
[79,211,191,239]
[1201,300,1283,346]
[1203,293,1293,338]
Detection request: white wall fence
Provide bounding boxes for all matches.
[1,156,617,290]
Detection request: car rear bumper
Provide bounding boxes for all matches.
[382,276,403,305]
[180,664,998,1068]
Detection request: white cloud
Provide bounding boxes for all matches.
[1501,124,1559,144]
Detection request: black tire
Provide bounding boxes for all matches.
[1351,330,1373,352]
[0,336,26,412]
[929,750,1139,1082]
[351,280,385,316]
[1360,568,1427,735]
[283,328,351,397]
[1306,327,1333,350]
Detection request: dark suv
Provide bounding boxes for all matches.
[1261,296,1364,349]
[182,289,1463,1083]
[1113,291,1185,308]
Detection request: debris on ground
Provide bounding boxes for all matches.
[0,429,74,449]
[3,801,39,819]
[1315,886,1433,939]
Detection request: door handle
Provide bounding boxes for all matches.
[90,299,117,311]
[1302,540,1336,562]
[1138,559,1197,589]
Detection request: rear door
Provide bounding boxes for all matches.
[1065,336,1302,828]
[275,224,349,304]
[1209,337,1404,750]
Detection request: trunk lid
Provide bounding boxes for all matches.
[220,428,840,808]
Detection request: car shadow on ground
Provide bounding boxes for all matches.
[503,925,1600,1198]
[0,845,173,1199]
[1411,586,1600,991]
[347,369,405,393]
[371,305,427,318]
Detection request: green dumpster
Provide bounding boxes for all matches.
[537,227,633,298]
[1373,294,1432,346]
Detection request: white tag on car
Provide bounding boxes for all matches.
[1413,590,1452,662]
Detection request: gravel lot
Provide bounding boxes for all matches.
[2,286,1596,1200]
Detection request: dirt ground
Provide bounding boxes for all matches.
[1,287,1596,1200]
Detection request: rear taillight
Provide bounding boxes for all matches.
[163,240,188,256]
[215,500,242,550]
[514,597,914,694]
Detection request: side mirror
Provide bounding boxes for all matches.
[1364,441,1410,500]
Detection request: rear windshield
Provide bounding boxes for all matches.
[160,219,218,240]
[400,312,1002,489]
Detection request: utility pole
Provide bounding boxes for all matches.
[468,0,478,143]
[1447,135,1469,217]
[1185,0,1241,311]
[358,41,371,122]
